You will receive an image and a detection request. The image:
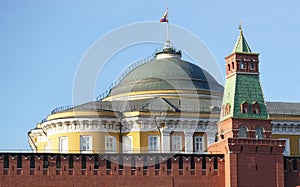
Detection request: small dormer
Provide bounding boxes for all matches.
[241,101,249,114]
[252,101,260,114]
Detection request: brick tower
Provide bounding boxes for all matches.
[208,26,286,187]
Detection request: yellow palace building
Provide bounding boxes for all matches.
[28,31,300,156]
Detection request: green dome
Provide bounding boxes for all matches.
[108,52,223,97]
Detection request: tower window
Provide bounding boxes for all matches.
[253,109,259,114]
[232,62,235,70]
[241,102,249,114]
[255,127,264,139]
[224,103,231,116]
[252,102,260,114]
[238,126,248,138]
[240,60,245,69]
[227,64,231,71]
[250,61,254,70]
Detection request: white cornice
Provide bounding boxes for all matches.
[271,122,300,135]
[39,117,218,136]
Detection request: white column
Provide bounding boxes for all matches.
[160,130,171,153]
[184,131,194,153]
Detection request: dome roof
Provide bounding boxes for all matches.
[106,48,223,98]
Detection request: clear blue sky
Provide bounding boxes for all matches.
[0,0,299,150]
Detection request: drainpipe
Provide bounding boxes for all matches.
[27,131,37,152]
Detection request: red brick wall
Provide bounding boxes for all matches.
[218,118,272,140]
[237,154,283,186]
[284,157,300,187]
[208,138,286,187]
[0,153,225,187]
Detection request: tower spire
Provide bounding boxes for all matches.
[232,23,252,53]
[238,20,242,32]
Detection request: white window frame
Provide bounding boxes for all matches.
[148,135,160,152]
[59,137,68,153]
[105,136,116,153]
[194,136,204,152]
[279,138,290,156]
[172,136,182,152]
[122,136,133,153]
[80,135,92,153]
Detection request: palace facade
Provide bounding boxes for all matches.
[28,29,300,157]
[0,25,294,186]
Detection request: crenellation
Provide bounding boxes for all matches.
[0,153,227,178]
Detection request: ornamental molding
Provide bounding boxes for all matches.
[271,121,300,135]
[38,117,218,136]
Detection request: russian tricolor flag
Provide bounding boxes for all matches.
[160,8,168,22]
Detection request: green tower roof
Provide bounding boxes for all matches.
[232,26,252,53]
[220,74,269,121]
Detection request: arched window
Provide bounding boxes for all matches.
[252,102,260,114]
[240,60,245,69]
[241,102,249,114]
[232,62,235,70]
[255,127,264,139]
[226,103,231,115]
[250,61,254,70]
[238,126,248,138]
[228,64,231,71]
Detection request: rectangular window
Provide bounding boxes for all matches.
[240,62,245,69]
[105,136,116,153]
[123,136,133,153]
[80,136,92,153]
[148,136,160,152]
[59,137,68,153]
[250,62,254,70]
[194,136,204,152]
[172,136,182,152]
[279,138,290,156]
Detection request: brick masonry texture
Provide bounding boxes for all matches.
[0,153,225,187]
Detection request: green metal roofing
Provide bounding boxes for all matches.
[109,57,224,95]
[232,29,252,53]
[220,74,269,121]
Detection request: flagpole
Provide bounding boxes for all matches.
[167,22,169,42]
[167,7,169,43]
